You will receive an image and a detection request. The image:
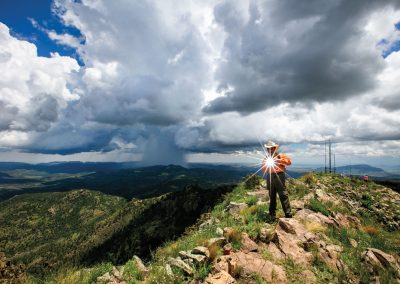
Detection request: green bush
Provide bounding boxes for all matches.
[306,198,330,216]
[361,193,373,209]
[244,174,262,190]
[245,196,258,206]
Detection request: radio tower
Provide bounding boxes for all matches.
[328,139,332,173]
[333,153,336,174]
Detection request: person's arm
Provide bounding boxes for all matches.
[278,154,292,166]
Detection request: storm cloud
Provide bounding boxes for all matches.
[0,0,400,163]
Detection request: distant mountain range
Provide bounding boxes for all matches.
[316,164,400,178]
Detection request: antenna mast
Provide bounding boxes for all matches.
[328,139,332,173]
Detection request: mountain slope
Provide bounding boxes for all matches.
[34,173,400,284]
[0,165,245,201]
[0,183,235,279]
[0,190,127,276]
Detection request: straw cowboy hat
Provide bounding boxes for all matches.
[264,140,279,149]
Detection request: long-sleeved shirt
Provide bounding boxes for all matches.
[261,153,292,174]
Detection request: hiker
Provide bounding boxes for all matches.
[261,141,292,220]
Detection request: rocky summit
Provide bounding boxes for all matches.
[17,173,400,283]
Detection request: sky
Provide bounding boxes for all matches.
[0,0,400,168]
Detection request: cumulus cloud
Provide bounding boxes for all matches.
[53,0,213,127]
[0,22,79,148]
[1,0,400,164]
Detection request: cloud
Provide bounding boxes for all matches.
[1,0,400,165]
[53,0,214,127]
[204,0,400,114]
[0,22,79,148]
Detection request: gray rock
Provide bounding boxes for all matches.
[132,255,149,276]
[227,202,248,215]
[179,250,206,263]
[207,237,226,248]
[168,257,193,275]
[216,227,224,236]
[192,246,210,258]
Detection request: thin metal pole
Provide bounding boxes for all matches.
[328,139,332,173]
[334,153,336,173]
[324,140,327,173]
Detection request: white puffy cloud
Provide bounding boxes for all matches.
[0,23,79,148]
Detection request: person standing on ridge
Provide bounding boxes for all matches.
[261,141,292,220]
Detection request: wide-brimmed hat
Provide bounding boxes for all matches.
[264,140,279,149]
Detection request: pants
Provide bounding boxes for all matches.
[267,172,292,217]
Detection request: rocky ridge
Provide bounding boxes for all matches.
[27,173,400,283]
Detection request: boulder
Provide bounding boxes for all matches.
[212,255,230,273]
[318,244,343,271]
[204,270,236,284]
[165,264,173,277]
[300,270,316,284]
[112,266,123,280]
[229,251,287,283]
[179,251,206,264]
[199,217,221,229]
[332,213,361,229]
[273,218,314,267]
[240,233,258,253]
[227,202,248,215]
[259,226,275,243]
[266,242,285,261]
[132,255,149,276]
[168,257,193,276]
[216,227,224,236]
[207,237,226,248]
[291,200,305,210]
[192,246,210,258]
[246,190,267,200]
[362,248,400,273]
[294,209,334,227]
[349,238,358,248]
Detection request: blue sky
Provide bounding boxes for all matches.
[0,0,399,167]
[0,0,81,59]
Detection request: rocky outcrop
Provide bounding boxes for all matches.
[204,270,236,284]
[93,266,126,284]
[226,202,248,215]
[229,251,287,283]
[168,256,194,276]
[362,248,400,276]
[0,252,25,284]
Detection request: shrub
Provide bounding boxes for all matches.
[302,173,317,185]
[363,225,379,236]
[86,262,113,284]
[244,175,262,190]
[305,221,326,233]
[245,196,258,206]
[306,198,330,216]
[194,263,211,281]
[360,193,373,209]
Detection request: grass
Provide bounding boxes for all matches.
[193,263,212,281]
[280,258,307,284]
[250,272,267,284]
[306,198,330,216]
[123,260,144,282]
[245,195,258,206]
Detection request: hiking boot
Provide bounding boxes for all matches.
[266,214,276,223]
